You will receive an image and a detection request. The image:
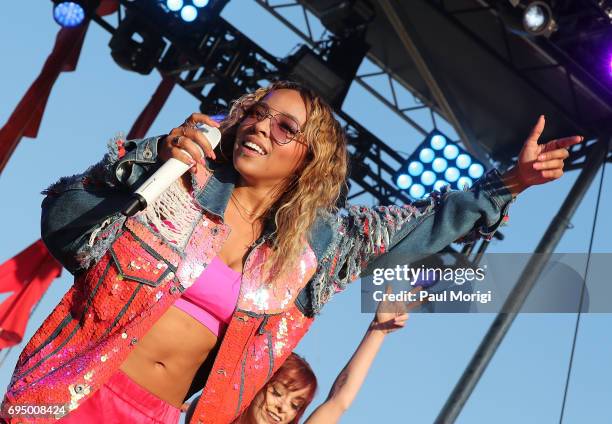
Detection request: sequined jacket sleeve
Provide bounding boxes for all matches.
[311,168,514,313]
[41,135,163,275]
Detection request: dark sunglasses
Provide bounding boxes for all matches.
[242,102,307,146]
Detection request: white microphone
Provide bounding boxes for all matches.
[122,123,222,216]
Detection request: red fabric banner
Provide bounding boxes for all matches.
[0,24,89,173]
[0,0,120,348]
[0,0,119,174]
[0,240,62,349]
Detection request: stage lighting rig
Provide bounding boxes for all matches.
[109,11,166,75]
[394,131,486,199]
[318,0,376,37]
[164,0,206,23]
[52,0,98,28]
[284,0,373,108]
[158,0,226,24]
[285,31,369,109]
[285,46,348,109]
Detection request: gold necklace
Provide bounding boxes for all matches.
[230,195,262,224]
[229,196,262,247]
[230,191,257,216]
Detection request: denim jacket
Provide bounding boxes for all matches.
[2,134,513,423]
[41,134,513,309]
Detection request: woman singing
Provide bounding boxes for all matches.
[1,80,580,424]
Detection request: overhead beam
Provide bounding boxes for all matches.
[378,0,490,166]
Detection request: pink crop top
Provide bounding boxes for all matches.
[173,256,241,337]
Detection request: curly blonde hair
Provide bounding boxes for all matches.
[213,80,349,282]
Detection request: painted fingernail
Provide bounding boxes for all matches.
[533,162,539,169]
[538,154,544,160]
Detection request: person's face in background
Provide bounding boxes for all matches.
[246,379,312,424]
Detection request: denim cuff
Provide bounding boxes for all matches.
[476,168,515,211]
[456,168,514,243]
[113,135,164,188]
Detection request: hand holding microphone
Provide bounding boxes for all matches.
[122,113,222,216]
[160,113,221,165]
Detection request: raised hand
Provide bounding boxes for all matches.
[158,112,221,173]
[370,284,425,335]
[501,115,583,197]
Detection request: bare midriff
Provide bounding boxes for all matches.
[119,181,259,408]
[119,305,219,407]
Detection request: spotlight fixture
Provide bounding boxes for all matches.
[285,45,353,109]
[522,1,557,37]
[166,0,183,12]
[394,131,487,199]
[52,1,92,27]
[180,5,198,22]
[163,0,213,23]
[284,29,369,108]
[318,0,376,37]
[109,12,166,75]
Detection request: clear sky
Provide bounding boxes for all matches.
[1,2,611,423]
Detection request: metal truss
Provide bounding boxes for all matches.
[255,0,612,168]
[253,0,440,137]
[430,0,612,168]
[158,26,281,113]
[93,1,414,206]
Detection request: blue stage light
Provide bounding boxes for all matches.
[180,5,198,21]
[166,0,184,11]
[468,163,484,179]
[433,180,448,191]
[408,161,424,176]
[193,0,210,6]
[53,2,85,27]
[409,184,425,199]
[419,148,435,163]
[457,176,473,189]
[443,144,459,160]
[430,134,446,150]
[401,130,481,201]
[445,167,460,182]
[432,157,448,173]
[421,171,436,186]
[396,174,413,190]
[456,153,471,169]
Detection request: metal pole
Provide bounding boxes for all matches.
[434,136,610,424]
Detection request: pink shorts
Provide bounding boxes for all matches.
[58,368,181,424]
